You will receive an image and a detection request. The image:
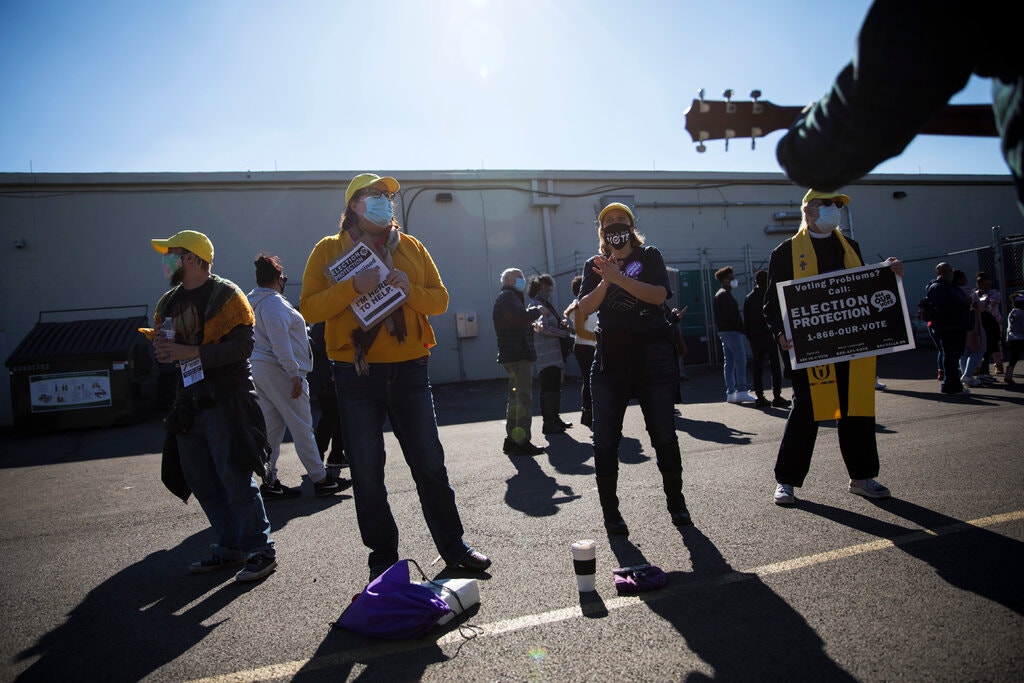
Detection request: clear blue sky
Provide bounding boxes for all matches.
[0,0,1008,176]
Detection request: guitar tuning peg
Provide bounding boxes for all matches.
[696,143,706,153]
[724,139,729,152]
[750,89,762,101]
[751,137,757,150]
[723,89,733,101]
[698,88,705,102]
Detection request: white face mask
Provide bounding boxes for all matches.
[814,205,841,232]
[729,279,739,289]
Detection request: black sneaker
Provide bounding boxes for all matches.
[513,441,545,456]
[771,396,792,408]
[502,437,516,454]
[313,472,352,497]
[235,554,277,582]
[189,554,246,574]
[754,396,771,408]
[260,480,301,500]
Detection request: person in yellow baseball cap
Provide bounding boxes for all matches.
[762,189,904,508]
[575,201,693,535]
[300,172,491,581]
[146,227,280,583]
[152,229,215,264]
[597,201,635,227]
[801,189,850,207]
[344,173,400,206]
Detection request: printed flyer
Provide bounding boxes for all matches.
[327,242,407,330]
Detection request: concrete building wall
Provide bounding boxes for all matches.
[2,170,1022,427]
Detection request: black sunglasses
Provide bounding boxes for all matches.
[361,189,396,201]
[816,198,845,208]
[280,275,288,285]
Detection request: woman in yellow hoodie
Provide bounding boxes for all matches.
[300,173,491,582]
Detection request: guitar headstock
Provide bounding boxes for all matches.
[684,89,800,152]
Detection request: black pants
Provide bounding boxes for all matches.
[538,364,562,393]
[980,311,1001,373]
[749,333,783,398]
[936,328,966,393]
[315,390,346,465]
[774,361,879,487]
[572,344,596,416]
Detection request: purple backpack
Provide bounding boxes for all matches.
[335,560,452,639]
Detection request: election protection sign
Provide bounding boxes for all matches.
[326,243,407,331]
[778,263,915,370]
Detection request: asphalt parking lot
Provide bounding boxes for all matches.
[1,347,1022,682]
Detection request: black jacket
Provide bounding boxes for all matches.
[925,277,971,332]
[492,286,540,363]
[744,285,771,338]
[713,286,744,333]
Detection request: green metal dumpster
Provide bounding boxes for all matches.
[5,306,162,432]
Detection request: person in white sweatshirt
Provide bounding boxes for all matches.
[248,253,351,498]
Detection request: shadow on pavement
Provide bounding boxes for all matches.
[12,495,351,682]
[605,527,856,680]
[14,532,255,683]
[0,418,166,468]
[798,498,1024,615]
[675,414,757,445]
[504,453,581,517]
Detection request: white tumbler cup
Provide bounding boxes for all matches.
[572,539,596,592]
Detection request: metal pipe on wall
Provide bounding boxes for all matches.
[534,179,557,276]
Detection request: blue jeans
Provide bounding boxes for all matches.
[960,326,986,380]
[718,331,749,395]
[176,403,274,560]
[591,336,682,478]
[334,357,470,571]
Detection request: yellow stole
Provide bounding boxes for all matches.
[790,229,876,421]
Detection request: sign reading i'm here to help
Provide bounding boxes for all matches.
[327,242,407,331]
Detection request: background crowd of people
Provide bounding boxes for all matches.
[148,167,1022,589]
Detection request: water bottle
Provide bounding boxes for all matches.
[160,316,176,341]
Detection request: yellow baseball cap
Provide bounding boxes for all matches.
[598,202,636,226]
[345,173,400,205]
[802,189,851,206]
[151,229,214,264]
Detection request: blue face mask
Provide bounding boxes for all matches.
[514,277,526,292]
[362,195,394,227]
[162,253,182,281]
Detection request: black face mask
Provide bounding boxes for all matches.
[603,223,632,248]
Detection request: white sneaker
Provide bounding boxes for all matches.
[774,483,795,506]
[733,390,757,403]
[963,376,981,387]
[849,478,891,499]
[875,380,887,390]
[726,391,739,403]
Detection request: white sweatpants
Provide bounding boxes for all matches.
[251,359,327,484]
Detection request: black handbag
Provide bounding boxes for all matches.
[541,299,573,360]
[559,334,573,361]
